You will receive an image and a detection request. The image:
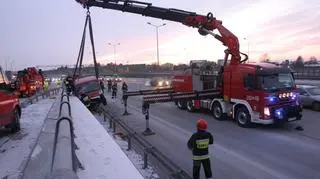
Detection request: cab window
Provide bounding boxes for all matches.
[244,74,257,90]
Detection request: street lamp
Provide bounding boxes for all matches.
[108,42,120,73]
[243,37,250,63]
[147,22,166,66]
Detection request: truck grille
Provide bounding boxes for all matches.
[270,104,300,119]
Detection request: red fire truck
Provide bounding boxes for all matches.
[76,0,303,127]
[0,66,21,133]
[172,60,302,127]
[16,67,44,97]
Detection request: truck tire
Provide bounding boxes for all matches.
[10,109,21,133]
[212,102,225,121]
[177,100,187,110]
[186,100,196,112]
[235,106,252,128]
[312,102,320,111]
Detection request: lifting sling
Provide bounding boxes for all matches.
[73,8,99,80]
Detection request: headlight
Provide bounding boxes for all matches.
[165,81,169,85]
[264,107,270,116]
[158,81,163,86]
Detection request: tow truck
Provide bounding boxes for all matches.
[75,0,302,127]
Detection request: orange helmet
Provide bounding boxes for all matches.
[197,119,208,130]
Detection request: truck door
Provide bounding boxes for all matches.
[0,90,7,126]
[0,67,12,126]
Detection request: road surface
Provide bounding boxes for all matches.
[103,78,320,179]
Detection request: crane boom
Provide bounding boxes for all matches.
[75,0,244,65]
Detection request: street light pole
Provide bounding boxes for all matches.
[147,22,166,66]
[108,42,120,73]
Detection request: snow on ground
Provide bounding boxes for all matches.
[112,135,159,179]
[0,98,55,178]
[70,97,144,179]
[97,120,159,179]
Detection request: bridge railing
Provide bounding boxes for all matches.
[46,89,81,179]
[102,107,192,179]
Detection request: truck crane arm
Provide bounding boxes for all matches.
[75,0,246,65]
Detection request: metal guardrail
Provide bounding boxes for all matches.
[46,89,81,179]
[102,108,192,179]
[20,88,61,108]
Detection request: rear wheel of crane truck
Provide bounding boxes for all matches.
[10,108,21,133]
[176,100,187,110]
[211,102,226,121]
[235,106,252,128]
[186,100,197,112]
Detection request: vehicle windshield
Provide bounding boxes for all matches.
[259,73,295,91]
[307,87,320,95]
[77,81,100,93]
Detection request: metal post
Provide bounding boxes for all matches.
[143,149,148,169]
[109,117,113,129]
[147,22,166,66]
[112,118,116,133]
[123,96,130,115]
[142,104,155,136]
[108,42,120,73]
[127,134,132,151]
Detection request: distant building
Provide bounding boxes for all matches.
[217,59,224,66]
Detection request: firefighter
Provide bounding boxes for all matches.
[100,80,105,93]
[107,79,112,93]
[80,93,91,108]
[187,119,213,179]
[122,81,128,92]
[44,80,49,91]
[64,75,73,95]
[121,81,128,104]
[112,82,118,99]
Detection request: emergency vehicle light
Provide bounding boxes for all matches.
[264,107,270,116]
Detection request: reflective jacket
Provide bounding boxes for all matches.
[187,130,214,160]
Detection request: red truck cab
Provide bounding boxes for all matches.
[74,76,106,109]
[0,66,21,133]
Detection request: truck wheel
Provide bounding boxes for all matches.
[186,101,196,112]
[212,102,225,121]
[236,107,252,128]
[177,101,186,110]
[312,102,320,111]
[10,109,21,133]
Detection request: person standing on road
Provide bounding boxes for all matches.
[122,81,128,92]
[187,119,213,179]
[112,82,118,99]
[107,79,112,93]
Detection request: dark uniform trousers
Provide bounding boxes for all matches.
[193,158,212,179]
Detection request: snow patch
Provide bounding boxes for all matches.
[0,99,54,178]
[70,97,144,179]
[112,134,159,179]
[30,144,42,159]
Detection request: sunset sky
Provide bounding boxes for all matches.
[0,0,319,70]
